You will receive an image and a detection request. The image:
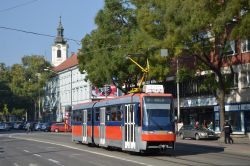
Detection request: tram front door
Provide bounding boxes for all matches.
[124,104,136,150]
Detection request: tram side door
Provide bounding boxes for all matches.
[124,104,136,150]
[82,109,88,143]
[99,107,106,145]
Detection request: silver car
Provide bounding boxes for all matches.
[179,125,219,140]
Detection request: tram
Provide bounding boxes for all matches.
[71,85,176,152]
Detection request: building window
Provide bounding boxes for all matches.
[225,40,237,56]
[225,111,241,132]
[57,49,61,58]
[241,70,250,87]
[241,39,250,53]
[224,73,238,88]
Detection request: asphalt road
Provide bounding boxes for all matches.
[0,131,250,166]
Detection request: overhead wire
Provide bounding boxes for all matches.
[0,0,39,13]
[0,26,81,45]
[0,25,134,54]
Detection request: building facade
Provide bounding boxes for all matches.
[166,39,250,134]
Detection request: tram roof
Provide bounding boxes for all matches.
[72,93,172,110]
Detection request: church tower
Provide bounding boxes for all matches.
[52,17,68,66]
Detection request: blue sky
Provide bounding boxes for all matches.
[0,0,104,66]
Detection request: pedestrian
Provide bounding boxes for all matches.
[26,122,31,133]
[195,120,199,129]
[203,120,207,129]
[223,120,233,144]
[208,121,213,131]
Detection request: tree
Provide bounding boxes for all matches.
[2,104,9,122]
[0,63,12,111]
[133,0,250,131]
[78,0,170,93]
[10,55,50,120]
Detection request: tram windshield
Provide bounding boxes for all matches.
[142,96,172,130]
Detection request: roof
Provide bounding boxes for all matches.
[52,54,78,72]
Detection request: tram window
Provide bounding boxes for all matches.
[106,113,110,121]
[111,112,117,121]
[117,111,122,121]
[95,110,100,121]
[87,112,91,121]
[137,106,141,126]
[106,108,111,121]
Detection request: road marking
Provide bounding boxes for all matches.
[88,160,107,166]
[28,164,38,166]
[33,154,42,157]
[23,150,30,153]
[11,135,153,166]
[48,159,64,166]
[13,163,20,166]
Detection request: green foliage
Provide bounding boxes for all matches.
[3,104,9,115]
[12,108,26,118]
[0,63,12,110]
[1,55,50,120]
[78,0,170,93]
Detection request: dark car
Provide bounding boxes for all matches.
[14,122,24,130]
[179,125,219,140]
[41,122,54,132]
[0,122,11,131]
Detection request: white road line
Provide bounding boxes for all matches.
[11,135,153,166]
[33,154,42,157]
[48,159,64,166]
[23,150,30,153]
[13,163,20,166]
[88,160,107,166]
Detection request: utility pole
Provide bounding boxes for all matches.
[177,59,180,122]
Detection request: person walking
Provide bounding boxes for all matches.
[224,121,233,144]
[208,121,213,131]
[26,122,31,133]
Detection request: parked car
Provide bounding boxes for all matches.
[0,122,11,131]
[13,122,24,130]
[6,122,14,130]
[35,123,44,131]
[51,122,71,132]
[178,125,219,140]
[41,122,54,132]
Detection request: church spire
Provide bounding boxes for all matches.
[55,16,66,44]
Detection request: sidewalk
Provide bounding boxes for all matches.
[177,135,250,156]
[218,134,250,156]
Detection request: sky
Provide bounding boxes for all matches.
[0,0,104,67]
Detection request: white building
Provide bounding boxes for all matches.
[43,18,118,122]
[52,54,92,122]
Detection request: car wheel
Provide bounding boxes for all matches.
[55,129,59,132]
[195,134,200,140]
[180,133,184,140]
